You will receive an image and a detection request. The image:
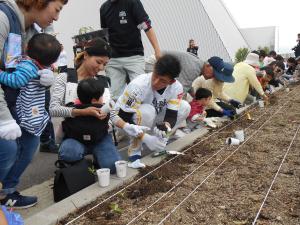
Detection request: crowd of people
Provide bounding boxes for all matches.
[0,1,299,222]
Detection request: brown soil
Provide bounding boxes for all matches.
[59,86,300,225]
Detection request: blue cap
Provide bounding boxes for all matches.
[208,56,234,83]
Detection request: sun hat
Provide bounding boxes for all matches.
[244,53,260,67]
[207,56,234,83]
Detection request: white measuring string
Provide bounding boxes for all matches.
[252,124,300,225]
[66,89,295,225]
[65,109,253,224]
[157,99,292,225]
[126,105,275,224]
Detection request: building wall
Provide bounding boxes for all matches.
[240,26,276,51]
[201,0,249,60]
[53,0,249,67]
[53,0,101,67]
[140,0,232,62]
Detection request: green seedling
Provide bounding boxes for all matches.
[88,165,96,175]
[117,192,126,199]
[109,202,123,214]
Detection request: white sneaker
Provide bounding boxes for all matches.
[128,159,146,169]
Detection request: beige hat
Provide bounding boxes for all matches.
[244,53,260,67]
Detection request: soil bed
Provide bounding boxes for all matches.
[59,85,300,225]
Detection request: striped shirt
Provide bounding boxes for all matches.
[49,72,120,123]
[16,79,49,136]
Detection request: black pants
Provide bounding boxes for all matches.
[206,102,236,117]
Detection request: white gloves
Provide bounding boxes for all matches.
[0,120,22,140]
[39,69,55,87]
[203,118,217,128]
[142,133,166,152]
[153,123,171,139]
[123,123,150,137]
[191,113,204,122]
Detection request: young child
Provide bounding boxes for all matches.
[188,88,213,127]
[62,78,110,146]
[15,33,61,136]
[258,67,275,91]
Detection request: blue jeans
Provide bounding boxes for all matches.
[59,134,121,174]
[0,140,18,183]
[0,129,40,194]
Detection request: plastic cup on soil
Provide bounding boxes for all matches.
[258,100,264,108]
[226,137,240,145]
[97,168,110,187]
[285,88,290,92]
[115,160,127,178]
[234,130,245,142]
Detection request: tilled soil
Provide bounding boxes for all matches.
[59,86,300,225]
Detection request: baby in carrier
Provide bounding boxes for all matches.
[62,78,109,145]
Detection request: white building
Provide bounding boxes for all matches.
[240,26,277,51]
[54,0,274,67]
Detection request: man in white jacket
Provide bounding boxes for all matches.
[116,54,191,168]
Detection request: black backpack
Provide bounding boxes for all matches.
[62,103,110,145]
[53,159,95,202]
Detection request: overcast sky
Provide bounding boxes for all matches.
[222,0,299,53]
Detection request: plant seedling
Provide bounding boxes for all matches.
[117,192,126,199]
[109,202,123,214]
[88,165,96,175]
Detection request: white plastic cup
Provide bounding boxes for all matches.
[226,137,240,145]
[252,96,257,103]
[234,130,245,142]
[101,100,116,113]
[97,168,110,187]
[258,100,264,108]
[285,88,290,92]
[115,160,127,178]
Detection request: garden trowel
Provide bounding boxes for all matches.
[152,150,185,157]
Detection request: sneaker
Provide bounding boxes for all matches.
[0,192,37,209]
[39,141,58,153]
